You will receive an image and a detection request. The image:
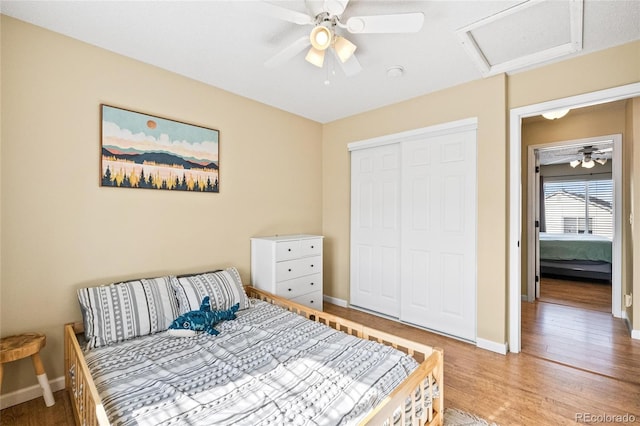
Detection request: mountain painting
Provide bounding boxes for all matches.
[101,105,219,192]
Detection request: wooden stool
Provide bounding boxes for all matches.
[0,333,55,407]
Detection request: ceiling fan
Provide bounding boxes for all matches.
[570,146,612,169]
[258,0,424,76]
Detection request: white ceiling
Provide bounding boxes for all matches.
[2,0,639,123]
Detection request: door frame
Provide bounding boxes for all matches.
[526,135,622,313]
[509,82,640,353]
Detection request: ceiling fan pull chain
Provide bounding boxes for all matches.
[325,53,333,86]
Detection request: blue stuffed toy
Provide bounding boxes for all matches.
[168,296,239,337]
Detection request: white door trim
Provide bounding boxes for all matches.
[526,135,622,316]
[348,117,478,151]
[526,146,538,303]
[509,82,640,353]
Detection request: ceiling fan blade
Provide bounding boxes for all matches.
[546,156,580,165]
[265,36,311,68]
[597,147,614,153]
[346,12,424,34]
[332,49,362,76]
[255,2,314,25]
[324,0,349,15]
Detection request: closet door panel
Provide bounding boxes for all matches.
[350,144,400,317]
[400,130,477,341]
[407,249,430,309]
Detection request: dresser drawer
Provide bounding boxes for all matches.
[275,240,301,261]
[290,290,323,310]
[275,274,321,298]
[276,256,322,281]
[299,238,322,257]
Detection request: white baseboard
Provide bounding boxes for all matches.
[0,376,65,409]
[323,294,348,307]
[621,312,639,339]
[622,311,631,330]
[476,338,508,355]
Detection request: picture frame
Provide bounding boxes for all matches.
[100,104,219,192]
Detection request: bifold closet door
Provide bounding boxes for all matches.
[350,143,401,317]
[400,130,477,341]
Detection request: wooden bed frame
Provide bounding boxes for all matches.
[64,285,444,426]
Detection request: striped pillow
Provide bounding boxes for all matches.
[77,276,179,349]
[172,267,250,314]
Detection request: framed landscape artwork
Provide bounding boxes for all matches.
[101,105,219,192]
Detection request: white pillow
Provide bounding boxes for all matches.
[171,267,250,314]
[77,276,179,349]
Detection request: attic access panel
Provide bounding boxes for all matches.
[457,0,583,76]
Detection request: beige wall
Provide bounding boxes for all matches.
[520,101,629,295]
[322,74,508,345]
[0,16,323,393]
[508,42,640,109]
[626,99,636,325]
[632,97,640,328]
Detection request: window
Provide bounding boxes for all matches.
[543,179,613,238]
[562,217,593,234]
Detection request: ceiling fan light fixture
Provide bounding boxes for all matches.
[569,160,580,168]
[595,158,607,165]
[542,108,570,120]
[581,159,595,169]
[310,25,332,51]
[305,46,325,67]
[333,36,357,63]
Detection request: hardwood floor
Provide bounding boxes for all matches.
[522,276,640,387]
[538,276,611,312]
[324,303,640,425]
[0,389,73,425]
[2,296,639,425]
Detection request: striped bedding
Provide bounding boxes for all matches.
[84,299,421,425]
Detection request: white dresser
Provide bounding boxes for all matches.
[251,234,323,311]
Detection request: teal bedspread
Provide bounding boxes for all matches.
[539,233,612,263]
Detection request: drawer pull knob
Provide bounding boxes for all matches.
[288,248,291,252]
[310,300,314,304]
[288,268,292,272]
[311,264,314,268]
[288,288,292,292]
[310,282,314,286]
[311,245,314,249]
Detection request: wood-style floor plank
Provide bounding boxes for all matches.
[0,388,73,425]
[324,302,640,425]
[522,278,640,387]
[539,276,611,312]
[2,290,639,425]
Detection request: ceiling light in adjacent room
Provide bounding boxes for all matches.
[542,108,570,120]
[581,158,595,169]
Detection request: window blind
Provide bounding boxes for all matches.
[543,179,613,238]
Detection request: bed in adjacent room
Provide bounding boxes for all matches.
[539,232,612,281]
